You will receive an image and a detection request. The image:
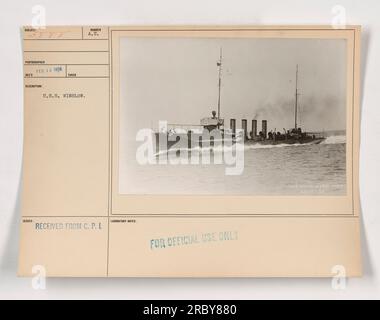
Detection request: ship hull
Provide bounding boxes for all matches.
[155,133,325,152]
[246,137,325,146]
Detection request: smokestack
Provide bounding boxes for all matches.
[262,120,267,139]
[242,119,247,140]
[251,119,257,138]
[230,119,236,135]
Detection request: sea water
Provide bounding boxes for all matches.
[120,134,346,195]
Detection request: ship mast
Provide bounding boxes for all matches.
[217,48,222,127]
[294,64,299,129]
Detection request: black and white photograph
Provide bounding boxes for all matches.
[119,37,347,195]
[2,0,380,301]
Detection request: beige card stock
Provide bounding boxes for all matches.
[19,26,362,277]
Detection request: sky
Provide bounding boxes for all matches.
[119,37,347,137]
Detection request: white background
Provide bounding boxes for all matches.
[0,0,379,300]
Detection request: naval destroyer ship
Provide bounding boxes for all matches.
[155,49,325,152]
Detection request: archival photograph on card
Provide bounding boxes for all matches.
[118,37,347,195]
